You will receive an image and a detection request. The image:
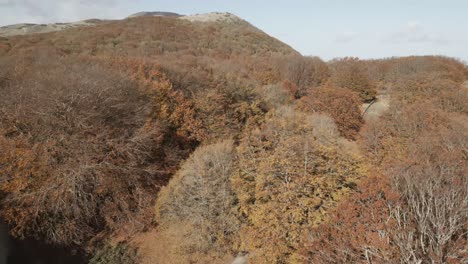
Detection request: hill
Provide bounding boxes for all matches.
[0,11,466,264]
[0,11,313,263]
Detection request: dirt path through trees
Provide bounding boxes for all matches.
[361,90,390,121]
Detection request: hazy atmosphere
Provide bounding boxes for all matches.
[1,0,467,61]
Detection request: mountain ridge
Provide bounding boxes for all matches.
[0,11,251,37]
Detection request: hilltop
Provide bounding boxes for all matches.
[0,12,296,56]
[181,12,245,23]
[1,12,255,38]
[127,11,182,18]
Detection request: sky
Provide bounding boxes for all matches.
[0,0,467,62]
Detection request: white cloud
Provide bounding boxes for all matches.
[384,20,448,45]
[335,31,357,43]
[0,0,137,26]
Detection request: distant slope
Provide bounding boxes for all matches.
[0,19,108,37]
[0,11,183,37]
[0,11,290,54]
[0,13,298,57]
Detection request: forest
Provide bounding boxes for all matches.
[0,14,466,264]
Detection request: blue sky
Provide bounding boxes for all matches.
[1,0,467,61]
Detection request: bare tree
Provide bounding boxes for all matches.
[155,140,239,260]
[390,129,467,263]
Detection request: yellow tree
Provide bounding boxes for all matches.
[232,108,366,263]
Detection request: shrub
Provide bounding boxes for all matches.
[299,85,364,140]
[329,57,377,102]
[90,242,140,264]
[304,175,398,263]
[385,56,466,84]
[280,55,330,97]
[255,82,294,109]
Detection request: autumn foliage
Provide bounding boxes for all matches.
[0,15,294,260]
[232,108,366,263]
[304,55,467,263]
[0,54,197,247]
[329,57,377,102]
[304,175,399,263]
[152,141,239,263]
[298,85,364,139]
[0,14,466,264]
